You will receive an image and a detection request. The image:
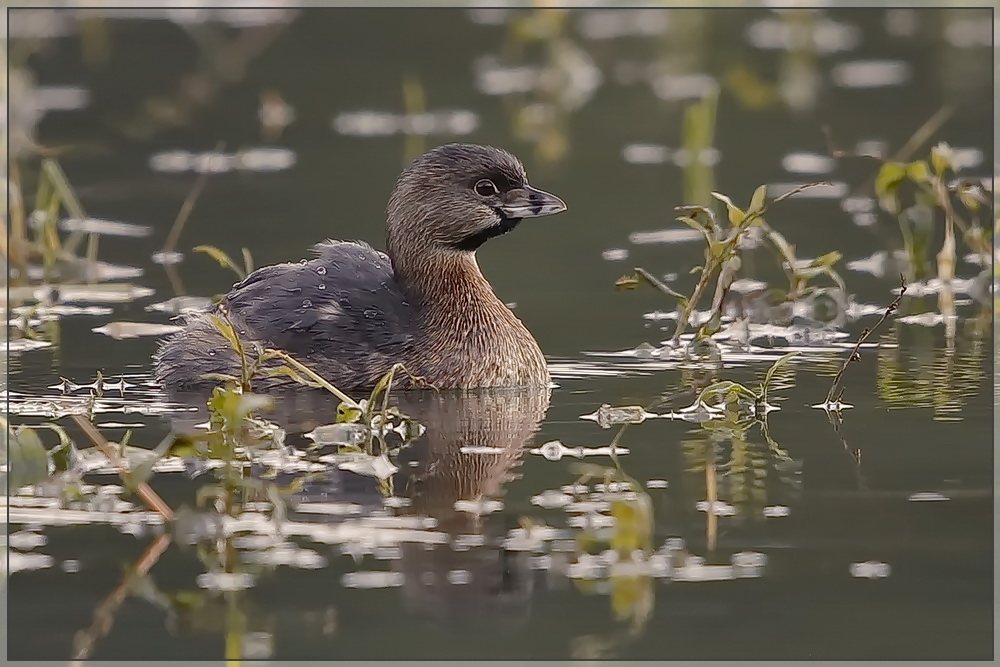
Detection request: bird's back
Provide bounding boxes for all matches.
[154,240,416,392]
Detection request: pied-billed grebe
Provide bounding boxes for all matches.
[155,143,567,392]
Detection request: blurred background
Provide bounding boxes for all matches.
[4,4,995,662]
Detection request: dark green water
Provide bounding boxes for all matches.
[5,7,994,661]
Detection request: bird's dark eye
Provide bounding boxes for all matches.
[474,179,499,197]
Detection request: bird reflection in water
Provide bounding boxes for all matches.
[168,385,550,633]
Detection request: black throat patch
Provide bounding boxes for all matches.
[451,214,522,252]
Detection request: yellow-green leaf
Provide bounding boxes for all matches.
[810,251,842,269]
[874,162,907,211]
[615,275,640,290]
[194,245,246,280]
[711,192,746,225]
[747,184,767,216]
[906,160,930,184]
[930,142,954,175]
[336,403,363,424]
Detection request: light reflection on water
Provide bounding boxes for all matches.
[4,5,993,662]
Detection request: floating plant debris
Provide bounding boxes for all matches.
[896,312,955,327]
[338,454,398,481]
[150,251,184,266]
[781,152,835,175]
[580,403,662,428]
[6,284,154,304]
[650,73,718,101]
[845,250,907,277]
[56,217,152,237]
[529,440,630,462]
[893,277,975,297]
[8,530,47,550]
[453,498,504,515]
[332,110,478,137]
[601,248,629,261]
[763,505,791,518]
[622,143,669,164]
[145,296,212,315]
[907,492,950,502]
[10,304,114,320]
[831,60,911,88]
[695,500,736,517]
[747,16,860,54]
[149,147,296,174]
[7,552,55,574]
[628,228,704,245]
[5,339,53,352]
[22,260,144,282]
[92,322,183,339]
[728,278,768,294]
[530,490,573,509]
[196,572,256,592]
[243,544,327,570]
[474,58,538,95]
[811,399,854,412]
[849,561,891,579]
[577,8,668,40]
[342,571,404,589]
[458,445,507,454]
[305,423,367,446]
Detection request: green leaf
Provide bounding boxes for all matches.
[760,351,800,401]
[958,185,982,212]
[711,192,746,225]
[707,239,728,261]
[10,427,52,491]
[747,184,767,216]
[610,494,653,555]
[336,403,363,424]
[874,162,907,213]
[368,366,398,408]
[207,314,241,352]
[199,372,240,385]
[259,365,322,388]
[810,251,842,269]
[41,158,86,219]
[677,215,707,232]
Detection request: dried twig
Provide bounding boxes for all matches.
[824,274,907,404]
[70,415,174,520]
[69,533,171,665]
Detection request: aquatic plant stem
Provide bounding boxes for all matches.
[824,275,907,405]
[70,415,174,520]
[665,182,832,347]
[261,349,361,408]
